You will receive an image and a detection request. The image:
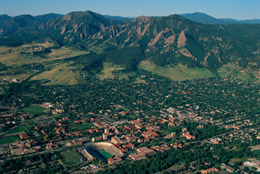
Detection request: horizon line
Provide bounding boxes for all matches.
[1,10,260,21]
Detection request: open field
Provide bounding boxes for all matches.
[97,62,135,80]
[0,42,88,66]
[0,136,19,145]
[60,150,85,166]
[74,124,93,131]
[0,42,89,85]
[22,105,47,114]
[47,46,88,59]
[0,71,32,82]
[31,62,84,85]
[217,63,260,83]
[251,150,260,155]
[217,63,242,77]
[139,60,215,81]
[229,157,248,165]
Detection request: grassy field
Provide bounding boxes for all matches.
[22,105,47,114]
[251,150,260,155]
[217,63,260,83]
[31,62,84,85]
[0,68,32,82]
[217,63,243,77]
[0,43,88,66]
[60,150,85,165]
[0,136,19,145]
[5,126,27,135]
[229,157,248,165]
[97,62,131,80]
[0,42,88,85]
[139,60,215,81]
[47,46,87,59]
[74,124,93,131]
[98,150,112,160]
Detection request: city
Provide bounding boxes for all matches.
[1,74,260,173]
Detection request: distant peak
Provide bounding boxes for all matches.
[133,16,153,23]
[63,10,103,21]
[0,14,10,17]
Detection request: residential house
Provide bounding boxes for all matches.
[108,156,122,164]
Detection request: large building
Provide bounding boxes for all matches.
[111,136,123,144]
[84,142,124,162]
[137,147,155,155]
[201,167,219,174]
[103,133,108,141]
[92,136,103,142]
[129,152,146,161]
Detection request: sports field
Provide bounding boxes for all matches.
[22,105,47,114]
[60,150,85,165]
[98,150,112,160]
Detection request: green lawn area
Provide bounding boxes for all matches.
[5,126,27,135]
[251,150,260,155]
[98,150,112,160]
[0,136,19,145]
[22,105,47,114]
[229,157,248,165]
[60,150,85,165]
[74,124,93,131]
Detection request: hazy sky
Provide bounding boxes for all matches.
[0,0,259,20]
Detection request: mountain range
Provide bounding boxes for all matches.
[0,10,260,84]
[181,12,260,24]
[106,12,260,24]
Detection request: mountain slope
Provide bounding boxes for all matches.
[0,11,260,84]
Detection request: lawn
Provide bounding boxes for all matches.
[251,150,260,155]
[5,126,27,135]
[74,124,93,131]
[60,150,85,166]
[0,136,19,145]
[98,150,112,160]
[229,157,248,165]
[22,105,47,114]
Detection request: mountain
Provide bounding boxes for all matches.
[0,14,11,23]
[0,13,64,34]
[181,12,222,24]
[103,15,134,22]
[0,10,260,84]
[35,13,64,22]
[181,12,260,24]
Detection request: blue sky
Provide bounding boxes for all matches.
[0,0,259,20]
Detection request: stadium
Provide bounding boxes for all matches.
[84,142,123,162]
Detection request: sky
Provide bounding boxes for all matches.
[0,0,259,20]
